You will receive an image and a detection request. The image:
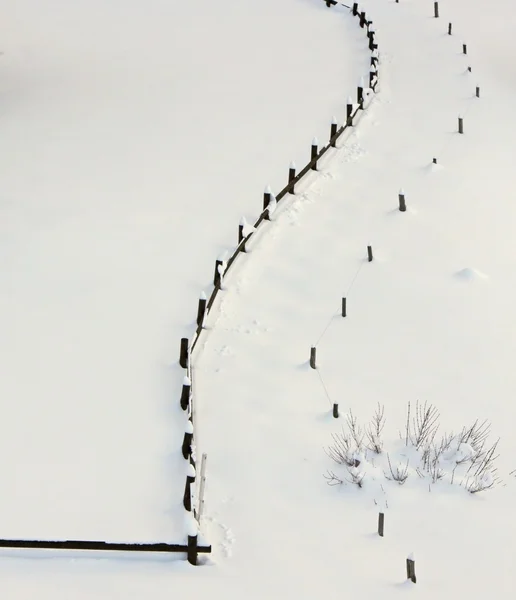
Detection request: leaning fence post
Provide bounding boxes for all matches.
[378,512,385,537]
[406,554,416,583]
[398,188,406,212]
[180,375,191,411]
[458,115,464,134]
[187,518,199,566]
[342,297,347,317]
[182,420,194,459]
[434,2,439,18]
[180,337,189,368]
[311,137,319,170]
[289,161,296,194]
[330,116,338,146]
[367,245,373,262]
[310,347,317,369]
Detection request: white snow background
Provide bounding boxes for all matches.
[1,0,516,598]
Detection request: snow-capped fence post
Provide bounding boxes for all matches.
[448,22,452,35]
[367,245,374,262]
[263,184,272,212]
[352,2,358,17]
[187,519,198,566]
[360,11,366,28]
[214,259,224,288]
[196,292,207,328]
[342,297,347,317]
[476,86,480,98]
[180,337,189,368]
[180,376,191,411]
[369,66,376,88]
[182,420,194,459]
[330,116,338,147]
[289,161,297,194]
[357,80,364,110]
[378,512,385,537]
[333,403,339,418]
[399,189,407,212]
[311,137,319,170]
[368,28,375,51]
[346,98,354,125]
[310,346,317,369]
[197,453,207,524]
[463,43,467,54]
[183,463,196,511]
[406,554,417,583]
[434,2,439,18]
[458,115,464,134]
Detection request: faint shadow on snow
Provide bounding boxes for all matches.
[454,267,489,282]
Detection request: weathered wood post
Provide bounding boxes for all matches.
[310,347,317,369]
[369,66,376,88]
[289,161,297,194]
[434,2,439,18]
[180,337,189,368]
[263,184,272,212]
[399,188,406,212]
[187,518,198,566]
[367,245,373,262]
[467,66,472,72]
[333,403,339,418]
[183,463,196,511]
[476,86,480,98]
[463,43,467,54]
[342,297,347,317]
[378,512,385,537]
[182,420,194,459]
[346,97,354,125]
[432,157,437,164]
[238,217,245,245]
[406,554,417,583]
[330,116,338,147]
[458,115,464,134]
[360,11,366,28]
[448,22,452,35]
[214,259,224,288]
[352,2,358,16]
[311,137,318,170]
[368,28,375,51]
[357,79,364,110]
[180,375,191,411]
[196,291,207,328]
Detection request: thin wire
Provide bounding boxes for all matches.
[316,368,334,407]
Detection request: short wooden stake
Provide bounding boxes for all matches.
[448,22,452,35]
[342,297,347,317]
[311,137,318,171]
[263,184,272,212]
[357,83,364,110]
[330,116,338,147]
[458,116,464,134]
[432,157,437,164]
[180,376,191,411]
[180,337,189,368]
[467,66,472,72]
[367,245,373,262]
[183,464,195,511]
[182,421,194,459]
[352,2,358,17]
[333,403,339,418]
[187,534,198,566]
[476,86,480,98]
[360,11,366,28]
[214,259,224,287]
[463,43,467,54]
[310,347,317,369]
[369,66,376,88]
[378,512,385,537]
[346,97,354,125]
[406,556,417,583]
[434,2,439,18]
[196,292,207,328]
[289,161,296,194]
[398,189,406,212]
[238,221,244,244]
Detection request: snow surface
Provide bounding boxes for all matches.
[2,0,516,598]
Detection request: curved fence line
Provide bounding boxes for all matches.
[177,2,380,565]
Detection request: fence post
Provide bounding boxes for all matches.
[180,337,189,368]
[360,11,366,28]
[187,518,198,566]
[398,188,406,212]
[310,347,317,369]
[458,115,464,134]
[311,137,318,170]
[367,245,373,262]
[463,43,467,54]
[342,297,347,317]
[369,66,376,88]
[180,375,191,411]
[378,512,385,537]
[357,80,364,110]
[330,116,338,146]
[346,97,353,125]
[406,554,417,583]
[448,22,452,35]
[289,161,296,194]
[183,463,196,511]
[476,86,480,98]
[352,2,358,16]
[434,2,439,18]
[214,259,224,288]
[182,420,194,459]
[333,403,339,418]
[196,292,207,328]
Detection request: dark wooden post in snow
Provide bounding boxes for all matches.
[360,11,366,28]
[311,137,318,170]
[332,403,339,418]
[378,512,385,537]
[372,49,379,66]
[330,116,338,146]
[357,80,364,110]
[432,157,437,164]
[238,217,247,251]
[448,22,452,35]
[182,420,194,459]
[352,2,358,16]
[367,245,373,262]
[214,259,224,288]
[180,337,189,368]
[342,297,347,317]
[187,519,198,566]
[463,43,467,54]
[183,463,196,511]
[458,115,464,134]
[310,347,317,369]
[406,554,417,583]
[369,66,376,88]
[434,2,439,18]
[476,86,480,98]
[398,188,406,212]
[368,28,375,51]
[263,184,272,212]
[180,375,191,411]
[196,292,207,328]
[346,97,353,125]
[289,161,296,194]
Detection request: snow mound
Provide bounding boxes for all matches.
[454,267,488,281]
